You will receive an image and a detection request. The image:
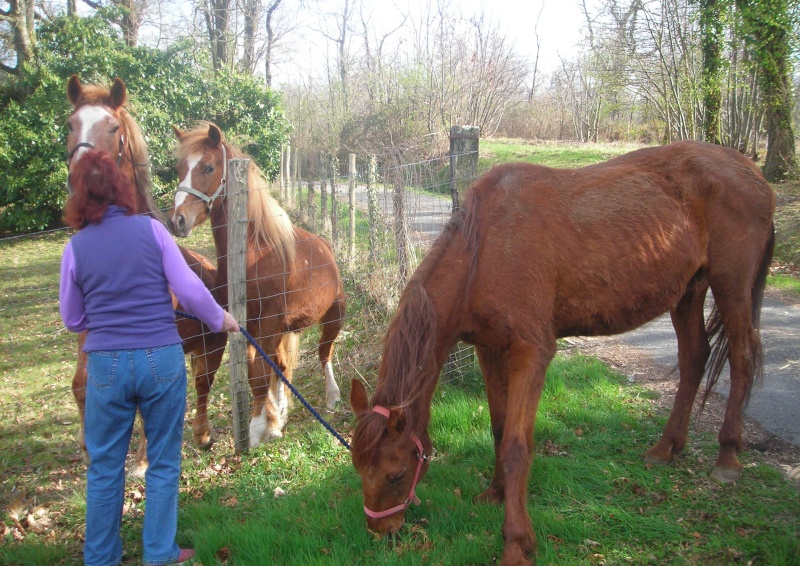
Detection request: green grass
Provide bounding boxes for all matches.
[3,340,798,565]
[480,139,645,170]
[768,273,800,295]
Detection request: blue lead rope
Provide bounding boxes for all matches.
[174,310,351,450]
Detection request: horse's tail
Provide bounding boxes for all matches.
[702,222,775,407]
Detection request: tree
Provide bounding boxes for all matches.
[0,0,35,76]
[736,0,796,181]
[699,0,724,144]
[200,0,231,70]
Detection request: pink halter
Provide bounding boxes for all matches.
[363,405,428,520]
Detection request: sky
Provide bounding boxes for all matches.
[271,0,599,85]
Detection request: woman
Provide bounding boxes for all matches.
[60,149,239,566]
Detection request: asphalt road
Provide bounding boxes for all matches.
[614,297,800,449]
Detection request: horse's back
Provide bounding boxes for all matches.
[459,141,774,339]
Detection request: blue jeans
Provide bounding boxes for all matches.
[83,344,187,566]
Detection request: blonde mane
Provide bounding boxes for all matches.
[176,122,297,267]
[74,84,154,215]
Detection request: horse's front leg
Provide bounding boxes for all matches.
[474,345,509,505]
[497,340,551,566]
[247,340,276,448]
[190,334,226,450]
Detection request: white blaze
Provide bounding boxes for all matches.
[174,153,202,207]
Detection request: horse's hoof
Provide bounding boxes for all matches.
[710,465,742,483]
[326,399,342,413]
[643,453,673,466]
[196,439,214,451]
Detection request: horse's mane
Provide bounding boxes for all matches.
[353,198,479,459]
[73,84,157,218]
[176,122,296,267]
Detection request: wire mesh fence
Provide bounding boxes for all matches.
[0,134,480,457]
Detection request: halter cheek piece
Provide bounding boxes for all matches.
[65,135,126,194]
[363,405,429,520]
[175,144,228,212]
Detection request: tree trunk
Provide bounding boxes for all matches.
[700,0,723,144]
[737,0,796,181]
[0,0,35,75]
[240,0,260,75]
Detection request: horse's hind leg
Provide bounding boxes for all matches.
[319,300,345,410]
[473,345,510,505]
[645,275,710,465]
[709,294,760,483]
[72,339,89,462]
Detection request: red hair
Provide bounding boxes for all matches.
[64,149,138,229]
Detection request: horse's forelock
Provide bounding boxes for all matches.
[175,122,225,159]
[352,413,385,465]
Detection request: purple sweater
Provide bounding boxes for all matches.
[60,206,224,351]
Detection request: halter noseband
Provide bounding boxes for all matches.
[175,143,228,212]
[363,405,428,520]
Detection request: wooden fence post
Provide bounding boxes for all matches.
[449,126,480,212]
[279,146,285,202]
[367,154,379,265]
[292,146,300,208]
[330,155,339,253]
[307,181,317,232]
[391,161,409,285]
[284,143,292,208]
[348,153,356,267]
[227,158,251,454]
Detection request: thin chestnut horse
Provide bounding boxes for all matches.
[66,75,228,474]
[349,141,775,566]
[169,122,346,446]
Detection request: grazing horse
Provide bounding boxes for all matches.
[169,122,346,446]
[349,141,776,566]
[66,75,228,474]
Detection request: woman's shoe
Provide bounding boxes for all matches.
[175,549,195,563]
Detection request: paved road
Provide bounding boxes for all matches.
[612,297,800,449]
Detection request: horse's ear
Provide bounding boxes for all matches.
[386,408,407,438]
[350,379,369,418]
[109,78,127,109]
[208,124,222,148]
[172,125,185,140]
[67,74,82,106]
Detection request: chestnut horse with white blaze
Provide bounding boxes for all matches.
[66,76,228,474]
[350,141,775,565]
[169,122,346,446]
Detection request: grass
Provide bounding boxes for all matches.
[480,138,645,170]
[2,140,799,564]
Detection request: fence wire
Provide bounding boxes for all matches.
[0,149,478,454]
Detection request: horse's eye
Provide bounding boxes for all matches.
[203,165,215,175]
[67,122,73,131]
[110,125,120,134]
[388,471,405,486]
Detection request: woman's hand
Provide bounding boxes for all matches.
[221,311,240,333]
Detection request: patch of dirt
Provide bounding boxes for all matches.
[566,335,800,485]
